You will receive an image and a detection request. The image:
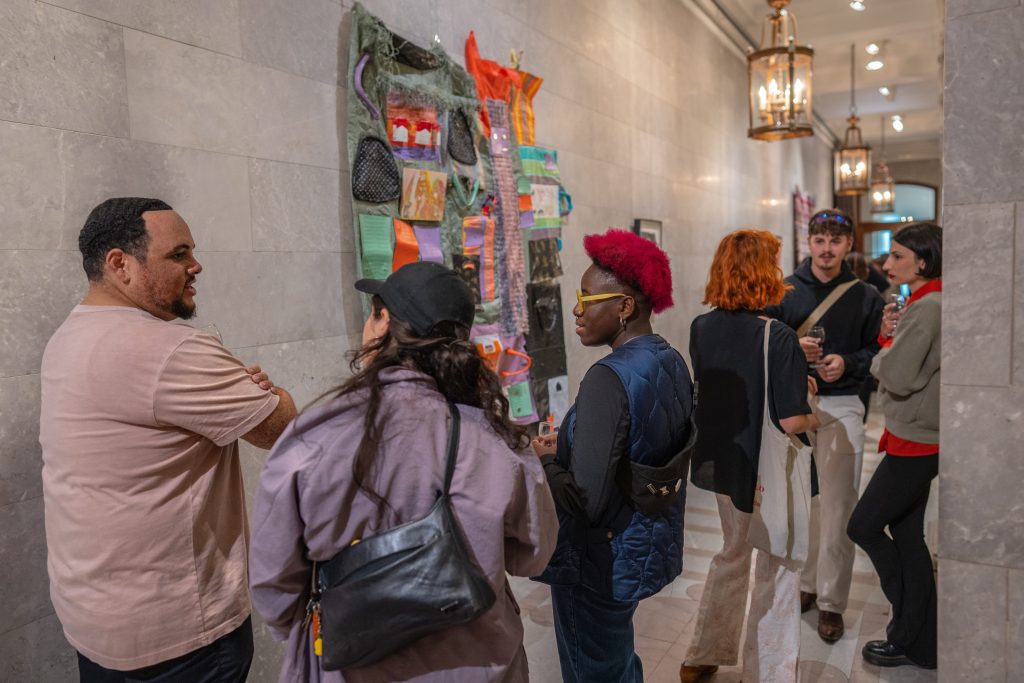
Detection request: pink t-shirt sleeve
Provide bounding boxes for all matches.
[154,333,280,447]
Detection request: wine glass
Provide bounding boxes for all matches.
[887,293,907,338]
[808,325,826,369]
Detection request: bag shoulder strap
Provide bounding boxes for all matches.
[441,400,461,496]
[796,278,859,337]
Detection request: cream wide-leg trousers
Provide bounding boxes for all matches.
[685,494,801,682]
[801,394,865,613]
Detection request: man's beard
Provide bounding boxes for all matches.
[170,298,197,320]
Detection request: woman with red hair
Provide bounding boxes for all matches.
[532,229,694,683]
[680,230,819,683]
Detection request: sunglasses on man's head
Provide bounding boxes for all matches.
[810,211,852,227]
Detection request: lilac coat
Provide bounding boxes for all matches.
[250,368,557,682]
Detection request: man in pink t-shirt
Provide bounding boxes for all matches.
[40,198,298,682]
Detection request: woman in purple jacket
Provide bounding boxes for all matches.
[249,262,558,682]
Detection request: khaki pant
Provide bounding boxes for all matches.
[801,394,865,613]
[686,494,801,682]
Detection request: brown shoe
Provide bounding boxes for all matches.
[680,663,719,683]
[800,591,817,613]
[817,610,845,642]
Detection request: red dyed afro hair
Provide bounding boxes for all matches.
[584,229,674,313]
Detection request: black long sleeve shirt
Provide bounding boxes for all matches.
[540,364,630,524]
[764,260,884,396]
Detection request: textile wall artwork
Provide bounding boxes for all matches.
[344,3,573,428]
[793,188,815,265]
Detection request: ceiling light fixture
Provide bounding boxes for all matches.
[850,1,866,10]
[747,0,814,142]
[891,114,904,132]
[834,44,871,196]
[865,43,880,55]
[871,115,895,213]
[878,85,892,97]
[866,59,884,71]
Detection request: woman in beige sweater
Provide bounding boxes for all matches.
[847,222,942,671]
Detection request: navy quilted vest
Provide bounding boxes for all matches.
[537,335,693,602]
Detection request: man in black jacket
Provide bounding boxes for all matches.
[766,209,884,643]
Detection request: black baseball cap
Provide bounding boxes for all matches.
[355,262,475,336]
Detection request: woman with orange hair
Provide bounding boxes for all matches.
[680,230,819,683]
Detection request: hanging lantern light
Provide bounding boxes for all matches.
[871,115,895,213]
[747,0,814,141]
[834,44,871,195]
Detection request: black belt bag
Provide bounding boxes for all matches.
[313,401,496,671]
[621,420,698,518]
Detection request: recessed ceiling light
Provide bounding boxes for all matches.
[891,115,904,132]
[850,1,866,10]
[866,43,880,55]
[878,86,891,96]
[866,59,884,71]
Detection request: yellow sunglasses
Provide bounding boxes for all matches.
[575,290,628,313]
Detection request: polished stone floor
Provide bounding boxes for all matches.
[510,400,939,682]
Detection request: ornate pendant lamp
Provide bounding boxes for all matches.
[871,115,895,213]
[834,44,871,195]
[747,0,814,141]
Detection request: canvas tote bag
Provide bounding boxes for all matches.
[746,319,813,563]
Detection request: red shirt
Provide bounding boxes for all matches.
[877,279,942,456]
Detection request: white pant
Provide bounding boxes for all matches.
[686,494,801,683]
[801,394,865,613]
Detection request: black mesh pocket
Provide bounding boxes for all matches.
[447,109,478,165]
[352,136,400,203]
[392,33,441,70]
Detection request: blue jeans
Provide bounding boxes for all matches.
[77,617,253,683]
[550,585,643,683]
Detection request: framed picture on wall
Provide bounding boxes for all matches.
[632,218,663,247]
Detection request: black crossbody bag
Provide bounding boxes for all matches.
[309,400,496,671]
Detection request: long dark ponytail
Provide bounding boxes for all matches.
[333,296,526,510]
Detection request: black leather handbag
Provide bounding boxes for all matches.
[313,401,496,671]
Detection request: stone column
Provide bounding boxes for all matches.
[941,1,1024,680]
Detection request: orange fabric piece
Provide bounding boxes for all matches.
[392,219,419,271]
[511,70,543,145]
[518,193,533,212]
[465,31,520,136]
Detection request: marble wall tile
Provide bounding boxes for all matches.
[0,0,128,136]
[43,0,242,56]
[240,0,344,85]
[937,559,1007,680]
[948,0,1022,20]
[941,202,1014,387]
[0,122,64,250]
[0,251,86,378]
[248,611,287,683]
[1015,203,1024,387]
[1009,568,1024,676]
[59,133,253,253]
[939,385,1024,568]
[0,374,43,508]
[231,335,352,413]
[188,252,346,351]
[0,614,77,682]
[0,497,52,633]
[249,160,344,253]
[124,30,340,170]
[944,6,1024,205]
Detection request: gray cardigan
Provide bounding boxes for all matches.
[249,368,557,683]
[871,290,941,444]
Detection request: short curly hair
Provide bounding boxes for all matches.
[79,197,172,281]
[703,230,791,311]
[583,229,674,313]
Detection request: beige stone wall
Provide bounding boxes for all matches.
[940,1,1024,680]
[0,0,831,679]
